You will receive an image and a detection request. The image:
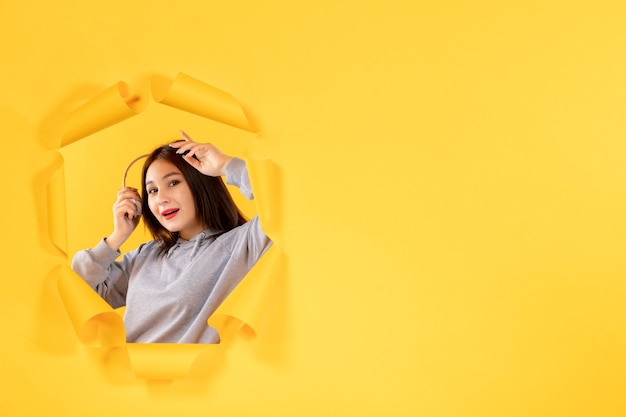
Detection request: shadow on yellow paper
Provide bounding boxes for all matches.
[46,72,284,381]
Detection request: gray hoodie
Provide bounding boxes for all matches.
[71,158,272,343]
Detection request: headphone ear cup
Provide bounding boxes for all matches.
[133,199,142,217]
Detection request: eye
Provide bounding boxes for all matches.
[169,180,180,187]
[147,187,158,195]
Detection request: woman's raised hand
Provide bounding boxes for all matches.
[106,187,142,251]
[169,131,233,177]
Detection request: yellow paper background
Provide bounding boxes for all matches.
[2,1,626,416]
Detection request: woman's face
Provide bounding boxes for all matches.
[145,158,204,240]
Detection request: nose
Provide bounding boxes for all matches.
[155,189,171,205]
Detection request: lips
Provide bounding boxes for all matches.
[161,208,179,220]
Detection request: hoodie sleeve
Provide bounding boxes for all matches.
[224,157,272,264]
[225,157,254,200]
[71,238,132,309]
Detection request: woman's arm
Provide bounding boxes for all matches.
[169,131,254,199]
[71,239,133,308]
[170,131,272,259]
[225,157,254,200]
[224,157,273,264]
[71,181,142,307]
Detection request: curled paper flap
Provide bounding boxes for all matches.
[126,343,223,380]
[46,164,68,255]
[61,82,145,147]
[56,265,125,348]
[57,267,223,379]
[210,244,284,341]
[151,73,251,132]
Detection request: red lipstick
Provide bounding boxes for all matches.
[161,208,179,220]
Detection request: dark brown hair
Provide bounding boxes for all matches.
[140,142,247,256]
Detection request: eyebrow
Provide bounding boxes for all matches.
[145,172,181,186]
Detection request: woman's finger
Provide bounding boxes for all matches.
[174,142,206,157]
[115,198,140,219]
[117,188,141,202]
[180,130,192,141]
[170,142,194,156]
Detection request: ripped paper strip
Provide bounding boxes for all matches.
[126,343,224,380]
[46,165,68,255]
[245,157,281,238]
[57,264,125,348]
[61,82,145,147]
[52,72,284,380]
[151,72,251,131]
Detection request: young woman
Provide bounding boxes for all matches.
[71,134,272,343]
